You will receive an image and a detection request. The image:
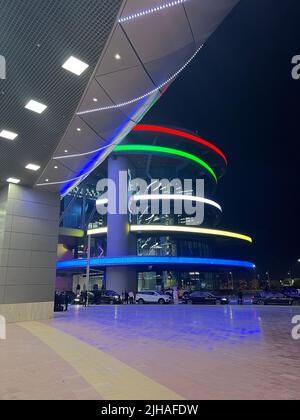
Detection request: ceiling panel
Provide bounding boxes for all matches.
[96,65,155,104]
[122,5,194,64]
[184,0,240,46]
[79,79,115,112]
[0,0,123,188]
[144,42,196,87]
[96,25,141,76]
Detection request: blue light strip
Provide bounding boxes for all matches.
[59,92,161,197]
[57,256,255,270]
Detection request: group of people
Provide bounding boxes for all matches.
[121,290,135,304]
[54,291,70,312]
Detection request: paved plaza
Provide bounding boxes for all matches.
[1,305,300,400]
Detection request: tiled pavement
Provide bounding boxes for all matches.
[0,305,300,400]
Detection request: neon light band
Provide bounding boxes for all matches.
[87,227,107,236]
[96,195,222,213]
[114,144,218,182]
[130,225,253,243]
[130,194,222,212]
[56,256,255,270]
[133,125,227,164]
[86,225,252,243]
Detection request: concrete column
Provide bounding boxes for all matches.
[0,184,60,322]
[106,156,137,294]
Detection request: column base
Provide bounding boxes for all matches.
[106,267,137,295]
[0,302,53,323]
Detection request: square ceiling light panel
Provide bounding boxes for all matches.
[7,177,20,184]
[25,163,41,171]
[25,100,48,114]
[0,129,18,140]
[62,56,89,76]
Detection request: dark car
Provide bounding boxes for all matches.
[89,290,122,305]
[252,291,300,306]
[183,291,229,305]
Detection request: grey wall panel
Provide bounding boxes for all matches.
[4,284,54,304]
[0,282,5,303]
[8,184,59,207]
[7,250,32,268]
[0,267,7,286]
[31,219,60,237]
[0,249,9,267]
[9,232,32,251]
[0,185,59,310]
[6,267,55,286]
[10,216,34,235]
[7,199,60,222]
[30,251,57,269]
[31,235,58,252]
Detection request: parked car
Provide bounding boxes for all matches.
[252,291,300,306]
[89,290,122,305]
[136,291,171,304]
[183,291,229,305]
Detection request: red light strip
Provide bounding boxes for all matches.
[133,125,228,165]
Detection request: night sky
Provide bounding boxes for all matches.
[143,0,300,280]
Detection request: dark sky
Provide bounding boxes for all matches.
[143,0,300,280]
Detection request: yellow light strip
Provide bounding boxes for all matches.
[59,228,85,238]
[130,225,253,243]
[87,227,108,236]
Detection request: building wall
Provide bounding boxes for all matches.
[0,184,60,322]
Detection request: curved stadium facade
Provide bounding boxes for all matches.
[57,125,255,293]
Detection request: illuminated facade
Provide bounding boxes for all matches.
[57,125,255,293]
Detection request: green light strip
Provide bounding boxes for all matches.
[114,145,218,182]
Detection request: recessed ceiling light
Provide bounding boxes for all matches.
[0,129,18,140]
[93,98,98,102]
[25,100,47,114]
[115,53,121,60]
[25,163,41,171]
[54,165,58,169]
[76,127,82,132]
[62,56,89,76]
[45,179,49,182]
[64,149,68,153]
[7,178,20,184]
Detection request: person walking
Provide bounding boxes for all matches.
[237,290,243,305]
[64,291,69,311]
[82,290,88,307]
[124,290,129,305]
[128,290,135,304]
[173,287,179,304]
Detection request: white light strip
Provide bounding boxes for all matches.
[96,195,222,212]
[36,174,85,187]
[131,194,222,212]
[130,225,253,243]
[77,45,203,115]
[87,227,108,236]
[54,138,122,160]
[118,0,188,23]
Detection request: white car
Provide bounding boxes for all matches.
[136,291,172,304]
